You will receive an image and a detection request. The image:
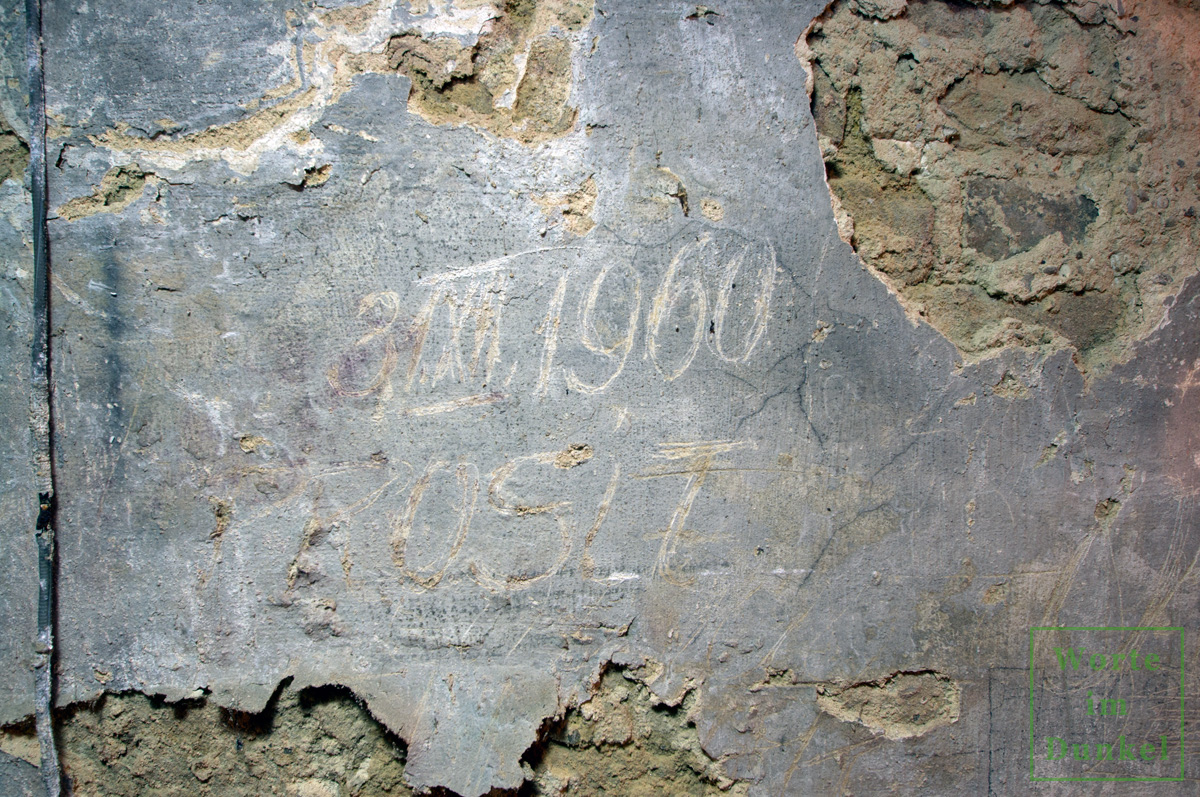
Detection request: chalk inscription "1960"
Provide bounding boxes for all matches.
[327,232,778,413]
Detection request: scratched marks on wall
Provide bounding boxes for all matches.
[203,228,789,605]
[325,230,778,414]
[31,1,1200,793]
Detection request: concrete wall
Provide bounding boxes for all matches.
[2,0,1199,793]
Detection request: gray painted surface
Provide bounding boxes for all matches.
[0,0,38,730]
[0,0,1196,793]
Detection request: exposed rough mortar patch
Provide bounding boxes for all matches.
[385,0,595,144]
[800,0,1200,374]
[992,370,1030,401]
[626,163,693,222]
[0,720,40,767]
[815,670,961,740]
[529,668,748,795]
[286,163,333,190]
[826,90,937,288]
[0,115,29,185]
[54,685,412,797]
[93,85,329,175]
[19,666,751,796]
[658,166,690,216]
[700,197,724,222]
[89,0,593,173]
[238,434,271,453]
[553,441,594,468]
[531,176,597,235]
[55,165,153,221]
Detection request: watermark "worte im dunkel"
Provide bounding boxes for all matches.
[1029,627,1184,783]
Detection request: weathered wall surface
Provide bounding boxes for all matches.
[2,0,1199,794]
[0,0,39,733]
[803,0,1200,372]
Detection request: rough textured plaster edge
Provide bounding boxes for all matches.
[794,6,926,332]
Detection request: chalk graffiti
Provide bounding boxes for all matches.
[309,230,778,593]
[326,231,778,410]
[275,439,752,593]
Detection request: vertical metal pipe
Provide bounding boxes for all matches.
[24,0,61,793]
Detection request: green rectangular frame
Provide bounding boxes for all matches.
[1028,626,1185,783]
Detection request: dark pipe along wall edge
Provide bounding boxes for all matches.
[25,0,60,793]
